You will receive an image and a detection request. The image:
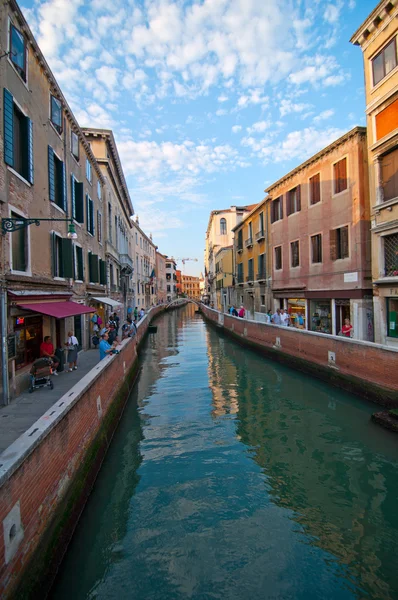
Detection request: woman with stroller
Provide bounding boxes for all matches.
[66,331,79,372]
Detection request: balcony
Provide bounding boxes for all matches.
[119,253,133,275]
[245,237,253,248]
[256,270,267,281]
[246,273,254,283]
[256,230,265,242]
[236,243,243,254]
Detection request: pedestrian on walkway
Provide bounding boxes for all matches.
[238,305,245,318]
[99,332,115,360]
[66,331,79,371]
[271,308,282,325]
[280,309,290,327]
[39,336,59,375]
[134,307,138,322]
[139,308,145,319]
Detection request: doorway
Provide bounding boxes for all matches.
[335,300,350,334]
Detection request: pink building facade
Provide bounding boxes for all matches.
[266,127,373,341]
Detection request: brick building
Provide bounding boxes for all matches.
[0,0,107,399]
[131,217,156,309]
[156,251,167,303]
[165,257,177,302]
[265,127,373,340]
[351,1,398,346]
[182,275,201,300]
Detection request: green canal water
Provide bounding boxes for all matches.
[51,305,398,600]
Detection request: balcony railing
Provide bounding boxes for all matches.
[246,273,254,282]
[236,240,243,253]
[119,253,133,275]
[256,230,265,242]
[237,273,244,284]
[245,237,253,248]
[256,270,267,281]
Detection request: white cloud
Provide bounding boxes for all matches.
[218,95,229,103]
[279,99,313,117]
[232,125,242,133]
[313,109,335,123]
[259,126,346,164]
[216,109,227,116]
[324,3,343,24]
[95,65,119,90]
[246,120,270,134]
[289,55,343,87]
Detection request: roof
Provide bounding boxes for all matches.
[265,126,366,195]
[350,0,392,45]
[82,128,134,217]
[206,204,258,235]
[231,198,267,232]
[215,245,233,257]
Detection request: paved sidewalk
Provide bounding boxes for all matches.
[0,349,100,454]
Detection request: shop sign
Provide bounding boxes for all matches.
[8,334,16,360]
[344,272,358,283]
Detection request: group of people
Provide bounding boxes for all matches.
[228,305,246,318]
[39,331,79,375]
[92,310,143,361]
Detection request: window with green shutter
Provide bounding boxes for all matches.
[4,88,33,183]
[74,245,84,281]
[99,259,106,285]
[86,195,94,235]
[51,233,73,278]
[48,146,66,210]
[88,252,99,283]
[71,175,84,222]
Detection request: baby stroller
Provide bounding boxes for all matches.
[29,357,54,393]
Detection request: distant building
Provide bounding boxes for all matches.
[156,251,167,304]
[215,247,234,311]
[205,205,257,305]
[182,275,201,300]
[176,270,182,296]
[264,127,372,340]
[131,217,156,309]
[232,200,272,316]
[351,1,398,345]
[165,257,177,302]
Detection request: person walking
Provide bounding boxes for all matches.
[134,307,138,322]
[66,331,79,371]
[139,308,145,319]
[271,308,282,325]
[280,309,289,327]
[238,305,245,318]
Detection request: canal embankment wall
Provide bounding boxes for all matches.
[201,306,398,405]
[0,304,181,599]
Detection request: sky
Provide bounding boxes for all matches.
[22,0,376,277]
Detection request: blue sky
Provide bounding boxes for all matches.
[22,0,375,277]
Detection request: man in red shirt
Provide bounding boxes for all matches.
[40,336,59,375]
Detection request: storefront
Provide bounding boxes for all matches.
[287,298,306,328]
[386,297,398,339]
[310,300,332,334]
[14,315,43,370]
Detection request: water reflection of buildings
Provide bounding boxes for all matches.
[206,331,240,418]
[206,325,398,600]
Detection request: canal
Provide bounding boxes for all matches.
[51,305,398,600]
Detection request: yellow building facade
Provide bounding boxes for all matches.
[215,246,234,311]
[351,1,398,345]
[232,200,272,316]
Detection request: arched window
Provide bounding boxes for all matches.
[220,218,227,235]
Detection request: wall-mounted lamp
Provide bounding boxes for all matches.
[2,217,78,239]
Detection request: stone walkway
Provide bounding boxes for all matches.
[0,350,100,454]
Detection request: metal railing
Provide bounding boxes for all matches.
[255,230,265,241]
[237,273,244,284]
[246,273,254,282]
[245,237,253,248]
[256,270,267,280]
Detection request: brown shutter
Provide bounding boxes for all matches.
[341,226,349,258]
[280,195,283,218]
[287,192,291,216]
[297,185,301,211]
[330,229,337,261]
[271,201,275,223]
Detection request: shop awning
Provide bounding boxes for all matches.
[18,301,95,319]
[91,297,122,308]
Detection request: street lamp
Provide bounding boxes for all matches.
[1,217,78,239]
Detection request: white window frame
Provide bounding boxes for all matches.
[86,158,92,184]
[274,245,282,271]
[52,230,66,280]
[330,223,350,261]
[71,130,79,162]
[73,242,84,282]
[309,232,323,265]
[9,204,32,276]
[49,94,63,137]
[7,18,28,88]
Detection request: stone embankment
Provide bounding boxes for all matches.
[201,305,398,406]
[0,304,183,599]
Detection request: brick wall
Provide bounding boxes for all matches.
[202,306,398,402]
[0,305,165,599]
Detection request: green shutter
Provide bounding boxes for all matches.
[99,259,106,285]
[62,238,73,278]
[27,118,34,184]
[88,251,92,282]
[77,247,84,281]
[48,146,55,202]
[90,199,94,236]
[90,253,99,283]
[71,174,76,220]
[4,88,14,167]
[60,160,67,211]
[75,182,84,223]
[86,194,89,232]
[51,232,56,276]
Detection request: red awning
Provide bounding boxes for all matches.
[17,301,95,319]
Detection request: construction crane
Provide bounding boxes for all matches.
[175,258,198,266]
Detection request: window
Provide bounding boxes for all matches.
[248,222,253,241]
[248,258,254,280]
[381,148,398,202]
[11,211,28,272]
[167,285,171,292]
[237,262,244,283]
[291,241,300,267]
[3,89,33,183]
[333,158,347,194]
[330,226,349,260]
[237,229,243,250]
[384,232,398,276]
[259,212,264,234]
[71,174,84,222]
[50,95,62,134]
[86,195,94,235]
[71,131,79,160]
[74,245,84,281]
[274,246,282,270]
[9,23,26,81]
[309,173,321,205]
[261,295,266,306]
[51,233,73,278]
[387,298,398,338]
[257,253,266,279]
[220,218,227,235]
[311,234,322,263]
[88,252,99,283]
[271,197,283,223]
[140,237,142,248]
[97,181,102,200]
[48,146,66,210]
[108,203,112,242]
[86,159,92,184]
[97,211,102,243]
[287,186,301,216]
[372,37,397,86]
